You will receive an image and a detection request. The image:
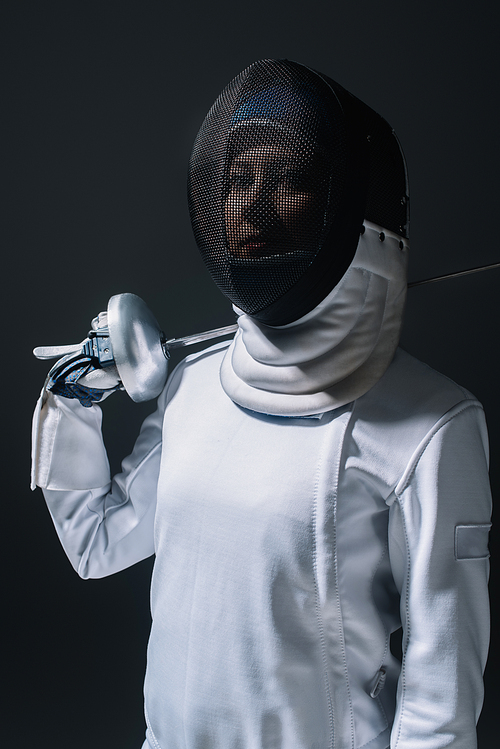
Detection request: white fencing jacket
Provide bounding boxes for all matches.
[33,341,491,749]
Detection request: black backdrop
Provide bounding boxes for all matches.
[3,1,499,746]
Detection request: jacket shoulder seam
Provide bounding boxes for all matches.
[394,399,484,498]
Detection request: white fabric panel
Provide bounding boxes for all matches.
[389,404,491,748]
[220,222,409,416]
[32,391,110,490]
[32,343,491,748]
[455,524,491,560]
[39,386,168,577]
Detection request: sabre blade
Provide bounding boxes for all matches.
[33,260,500,364]
[163,323,238,351]
[408,261,500,288]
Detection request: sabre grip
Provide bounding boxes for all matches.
[44,311,123,407]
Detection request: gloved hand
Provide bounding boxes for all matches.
[45,311,123,407]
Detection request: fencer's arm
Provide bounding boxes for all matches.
[32,386,167,579]
[388,402,491,748]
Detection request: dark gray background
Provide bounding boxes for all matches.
[3,1,498,746]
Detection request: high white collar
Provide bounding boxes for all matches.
[220,221,409,416]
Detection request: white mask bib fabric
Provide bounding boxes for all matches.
[220,221,408,416]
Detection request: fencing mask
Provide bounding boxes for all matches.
[188,58,408,326]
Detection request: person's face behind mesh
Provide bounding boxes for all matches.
[224,144,326,259]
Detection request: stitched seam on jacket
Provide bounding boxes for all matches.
[120,441,163,495]
[367,540,390,734]
[392,499,411,749]
[358,725,391,749]
[331,408,356,749]
[369,540,390,669]
[312,428,335,749]
[144,707,162,749]
[394,401,484,498]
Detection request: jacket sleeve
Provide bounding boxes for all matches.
[31,387,167,579]
[388,400,492,749]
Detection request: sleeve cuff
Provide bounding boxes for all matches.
[31,391,111,490]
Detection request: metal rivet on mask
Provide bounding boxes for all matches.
[379,232,385,242]
[399,240,404,250]
[367,134,371,142]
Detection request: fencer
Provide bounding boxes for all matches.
[32,59,491,749]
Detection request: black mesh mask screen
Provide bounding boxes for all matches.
[188,60,408,325]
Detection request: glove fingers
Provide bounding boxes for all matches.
[46,354,121,407]
[50,380,122,407]
[43,314,121,407]
[78,365,121,389]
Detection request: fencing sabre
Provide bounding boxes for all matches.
[33,260,500,402]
